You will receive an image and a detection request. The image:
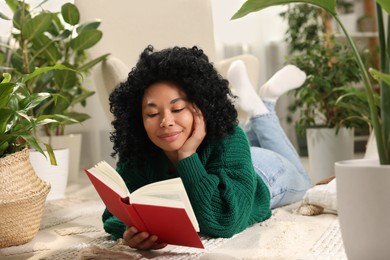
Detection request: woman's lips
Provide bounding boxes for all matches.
[158,131,181,142]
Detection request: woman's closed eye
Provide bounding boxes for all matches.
[146,112,158,118]
[146,108,184,118]
[172,107,185,113]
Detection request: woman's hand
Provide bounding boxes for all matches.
[123,227,168,250]
[178,105,206,160]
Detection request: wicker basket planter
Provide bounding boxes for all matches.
[0,148,50,248]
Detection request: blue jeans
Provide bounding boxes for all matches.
[245,101,311,209]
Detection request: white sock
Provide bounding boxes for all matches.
[227,60,269,116]
[259,65,306,102]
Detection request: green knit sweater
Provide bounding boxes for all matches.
[102,126,271,240]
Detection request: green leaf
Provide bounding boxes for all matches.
[50,94,71,114]
[1,73,11,83]
[231,0,337,20]
[0,11,10,20]
[58,29,72,40]
[32,33,61,63]
[369,69,390,87]
[70,90,94,106]
[78,53,110,72]
[5,0,19,13]
[61,2,80,26]
[20,93,51,111]
[0,82,14,107]
[22,12,53,40]
[54,69,77,90]
[69,29,102,51]
[76,21,101,34]
[22,64,74,83]
[0,109,13,134]
[40,114,78,125]
[35,118,57,125]
[44,143,57,165]
[0,141,9,156]
[10,51,26,73]
[22,134,46,157]
[64,112,90,124]
[13,5,30,31]
[376,0,390,14]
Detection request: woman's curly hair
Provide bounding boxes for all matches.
[109,45,238,163]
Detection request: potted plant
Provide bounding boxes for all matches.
[288,38,372,185]
[232,0,390,258]
[280,4,373,184]
[0,0,109,185]
[0,66,68,247]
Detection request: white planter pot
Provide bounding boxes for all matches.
[40,134,82,184]
[30,149,69,200]
[335,159,390,259]
[307,127,354,185]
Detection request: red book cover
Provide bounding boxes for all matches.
[85,169,204,248]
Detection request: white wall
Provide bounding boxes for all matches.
[211,0,288,84]
[1,0,290,168]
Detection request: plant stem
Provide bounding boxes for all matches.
[332,14,388,164]
[376,3,390,163]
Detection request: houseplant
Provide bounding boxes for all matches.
[1,0,108,135]
[232,0,390,258]
[0,0,109,184]
[286,38,371,184]
[280,3,372,184]
[0,66,68,247]
[232,0,389,164]
[280,4,371,134]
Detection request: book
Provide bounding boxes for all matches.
[84,161,204,248]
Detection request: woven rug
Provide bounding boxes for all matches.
[303,220,347,260]
[0,184,344,260]
[44,235,231,260]
[47,204,342,259]
[0,196,106,258]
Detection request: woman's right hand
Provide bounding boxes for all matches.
[122,226,168,250]
[177,104,206,160]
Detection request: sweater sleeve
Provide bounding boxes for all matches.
[175,126,271,238]
[102,208,127,240]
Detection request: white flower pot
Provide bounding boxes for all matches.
[40,134,82,184]
[306,127,354,185]
[335,159,390,259]
[30,148,69,200]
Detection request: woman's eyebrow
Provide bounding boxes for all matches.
[171,97,187,104]
[143,103,157,109]
[143,97,187,109]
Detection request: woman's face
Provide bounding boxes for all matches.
[142,81,194,154]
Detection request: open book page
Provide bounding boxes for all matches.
[131,178,199,231]
[88,161,198,231]
[87,161,130,198]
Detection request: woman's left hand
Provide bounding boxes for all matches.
[177,105,206,160]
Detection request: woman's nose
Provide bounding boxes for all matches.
[160,112,174,127]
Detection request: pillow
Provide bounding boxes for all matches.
[297,178,337,216]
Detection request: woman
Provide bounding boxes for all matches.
[106,45,311,250]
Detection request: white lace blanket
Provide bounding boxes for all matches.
[0,182,346,260]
